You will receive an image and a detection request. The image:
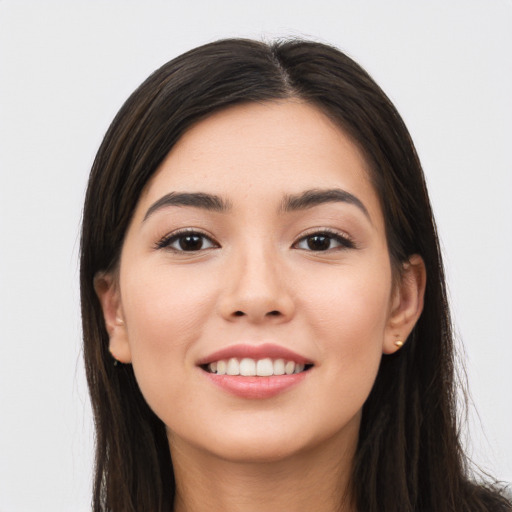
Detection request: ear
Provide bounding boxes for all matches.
[383,255,426,354]
[94,272,132,363]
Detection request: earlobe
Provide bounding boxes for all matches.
[383,255,426,354]
[93,272,132,363]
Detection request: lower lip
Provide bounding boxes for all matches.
[203,371,309,399]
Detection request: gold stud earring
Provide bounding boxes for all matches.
[394,340,404,348]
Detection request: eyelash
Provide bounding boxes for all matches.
[155,228,355,253]
[293,229,356,252]
[155,229,219,252]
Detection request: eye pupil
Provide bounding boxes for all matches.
[307,235,330,251]
[179,235,203,251]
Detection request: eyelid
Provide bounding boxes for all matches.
[292,227,356,250]
[154,227,220,251]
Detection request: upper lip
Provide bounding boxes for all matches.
[197,343,313,366]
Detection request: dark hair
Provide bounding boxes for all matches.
[80,38,511,511]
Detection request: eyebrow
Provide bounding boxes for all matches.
[143,192,231,221]
[143,188,370,222]
[280,188,371,220]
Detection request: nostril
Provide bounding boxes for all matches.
[229,310,284,320]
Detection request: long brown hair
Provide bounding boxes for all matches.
[80,38,511,511]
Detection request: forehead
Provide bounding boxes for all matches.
[138,100,381,220]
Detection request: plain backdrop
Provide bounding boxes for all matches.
[0,1,511,510]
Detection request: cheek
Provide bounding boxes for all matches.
[301,261,392,344]
[118,263,222,417]
[120,262,219,374]
[298,261,392,399]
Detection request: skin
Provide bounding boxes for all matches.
[96,100,425,512]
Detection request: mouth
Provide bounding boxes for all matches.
[197,343,315,377]
[198,344,313,399]
[202,358,314,376]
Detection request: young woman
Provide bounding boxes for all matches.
[80,38,511,511]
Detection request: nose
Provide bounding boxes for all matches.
[217,246,295,324]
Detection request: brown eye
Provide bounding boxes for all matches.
[178,234,204,251]
[156,231,218,252]
[294,231,355,252]
[306,234,331,251]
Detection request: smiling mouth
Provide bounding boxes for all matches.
[202,358,314,376]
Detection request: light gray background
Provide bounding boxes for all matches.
[1,1,511,510]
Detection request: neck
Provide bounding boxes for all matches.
[169,433,357,512]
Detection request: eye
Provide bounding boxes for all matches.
[294,230,355,251]
[156,230,218,252]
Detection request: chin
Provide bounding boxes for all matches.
[169,411,360,466]
[207,434,312,464]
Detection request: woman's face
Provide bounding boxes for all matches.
[99,101,422,463]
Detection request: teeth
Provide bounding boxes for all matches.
[207,358,308,376]
[273,359,285,375]
[216,360,227,375]
[226,358,239,375]
[256,358,273,376]
[240,358,256,376]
